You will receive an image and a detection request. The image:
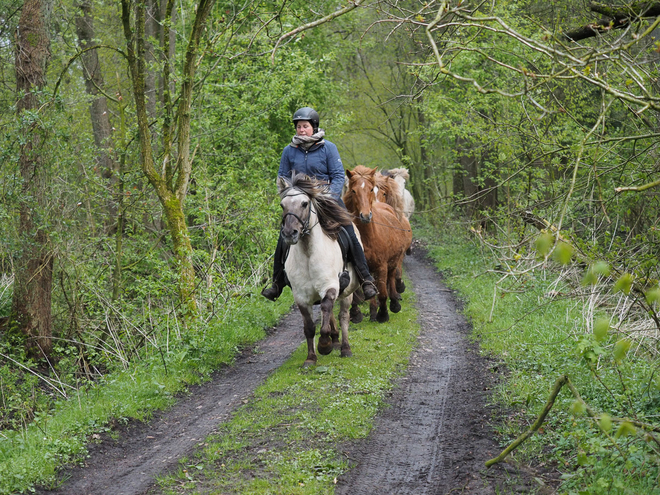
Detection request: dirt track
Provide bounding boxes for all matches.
[36,246,546,495]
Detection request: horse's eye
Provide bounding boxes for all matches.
[302,201,308,208]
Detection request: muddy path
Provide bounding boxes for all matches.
[35,312,305,495]
[336,246,540,494]
[36,247,546,495]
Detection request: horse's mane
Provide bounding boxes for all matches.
[375,173,404,220]
[282,173,353,240]
[383,167,410,182]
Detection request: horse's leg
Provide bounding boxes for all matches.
[350,299,363,323]
[374,269,389,323]
[317,288,337,356]
[350,286,364,323]
[394,265,405,295]
[299,305,317,367]
[330,312,341,351]
[338,296,352,357]
[387,269,402,313]
[369,297,378,322]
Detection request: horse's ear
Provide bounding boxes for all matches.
[346,169,354,180]
[277,176,290,194]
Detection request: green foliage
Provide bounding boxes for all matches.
[0,288,293,494]
[593,318,610,343]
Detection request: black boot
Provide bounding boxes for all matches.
[361,277,378,299]
[261,269,286,301]
[262,235,289,301]
[261,283,282,301]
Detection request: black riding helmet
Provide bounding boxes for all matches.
[292,107,320,133]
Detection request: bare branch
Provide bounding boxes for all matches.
[271,0,365,63]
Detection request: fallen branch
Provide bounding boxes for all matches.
[485,375,568,467]
[485,374,658,467]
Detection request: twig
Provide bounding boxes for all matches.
[271,0,364,63]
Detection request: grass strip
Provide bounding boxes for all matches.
[156,291,420,494]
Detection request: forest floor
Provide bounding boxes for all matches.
[35,246,560,495]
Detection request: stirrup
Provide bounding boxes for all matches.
[361,280,378,299]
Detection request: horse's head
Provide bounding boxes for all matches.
[345,165,378,224]
[277,176,312,245]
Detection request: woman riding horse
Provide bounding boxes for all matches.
[261,107,378,301]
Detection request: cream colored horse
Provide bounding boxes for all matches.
[278,173,361,367]
[385,168,415,220]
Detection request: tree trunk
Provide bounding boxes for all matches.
[456,135,479,217]
[12,0,54,357]
[75,0,119,228]
[120,0,216,319]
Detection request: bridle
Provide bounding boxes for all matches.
[281,187,318,237]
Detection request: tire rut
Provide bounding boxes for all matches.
[335,247,505,494]
[36,311,304,495]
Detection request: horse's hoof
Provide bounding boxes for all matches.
[350,309,363,324]
[333,342,342,351]
[341,349,352,358]
[377,310,389,323]
[303,360,316,368]
[318,335,333,355]
[390,298,402,313]
[396,280,405,293]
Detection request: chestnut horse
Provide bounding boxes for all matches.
[344,165,413,323]
[278,172,361,367]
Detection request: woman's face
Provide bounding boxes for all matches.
[296,120,314,137]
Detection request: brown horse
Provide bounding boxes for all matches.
[344,165,413,323]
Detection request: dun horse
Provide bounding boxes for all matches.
[278,172,361,367]
[382,167,415,220]
[344,165,413,323]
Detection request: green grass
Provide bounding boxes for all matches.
[415,219,660,495]
[0,290,293,495]
[156,292,420,494]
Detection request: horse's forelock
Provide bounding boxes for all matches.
[348,166,377,188]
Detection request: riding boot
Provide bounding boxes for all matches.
[343,223,378,300]
[261,235,288,301]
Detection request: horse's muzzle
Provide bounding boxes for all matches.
[281,229,300,245]
[359,212,373,223]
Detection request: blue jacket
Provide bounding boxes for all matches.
[278,140,345,200]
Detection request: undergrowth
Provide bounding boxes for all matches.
[416,216,660,495]
[0,290,292,495]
